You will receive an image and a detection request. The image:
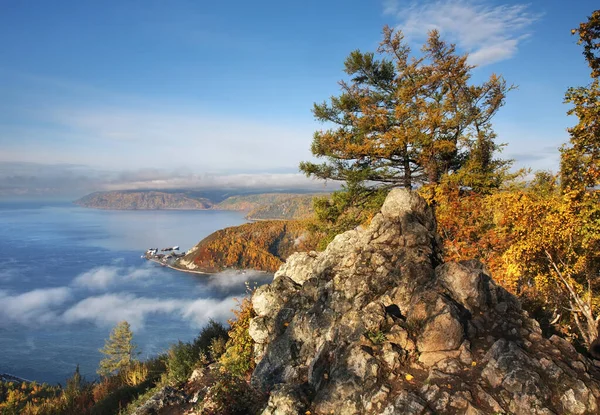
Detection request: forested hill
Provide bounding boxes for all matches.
[74,191,213,210]
[75,190,320,219]
[216,193,316,220]
[175,220,311,273]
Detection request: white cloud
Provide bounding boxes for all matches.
[62,294,181,330]
[384,0,539,66]
[103,171,330,192]
[206,271,273,290]
[3,104,316,173]
[0,288,72,326]
[0,162,334,197]
[73,266,121,289]
[72,265,157,290]
[181,297,239,328]
[62,293,238,330]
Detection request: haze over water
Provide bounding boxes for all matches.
[0,202,270,384]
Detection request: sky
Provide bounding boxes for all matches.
[0,0,597,197]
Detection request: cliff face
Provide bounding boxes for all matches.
[176,220,310,273]
[249,189,600,414]
[75,191,213,210]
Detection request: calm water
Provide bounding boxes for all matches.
[0,201,270,384]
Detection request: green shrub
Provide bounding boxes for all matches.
[193,320,229,355]
[198,372,265,415]
[121,361,148,387]
[366,330,386,345]
[163,320,229,384]
[219,298,256,377]
[209,337,228,360]
[165,341,197,384]
[89,380,152,415]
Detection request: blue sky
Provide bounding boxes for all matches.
[0,0,597,196]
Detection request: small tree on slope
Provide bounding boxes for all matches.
[98,321,139,377]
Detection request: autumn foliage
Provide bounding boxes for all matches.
[304,14,600,350]
[179,220,313,273]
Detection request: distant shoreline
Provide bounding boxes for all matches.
[145,257,268,276]
[73,203,247,213]
[146,257,212,275]
[1,373,31,383]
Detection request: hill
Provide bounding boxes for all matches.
[74,190,321,219]
[215,193,317,220]
[74,191,213,210]
[175,220,311,273]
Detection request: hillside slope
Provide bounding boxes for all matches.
[175,220,310,273]
[74,190,320,219]
[215,193,318,220]
[245,194,315,220]
[75,191,213,210]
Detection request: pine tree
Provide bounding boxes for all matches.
[300,25,512,191]
[561,9,600,194]
[97,321,138,377]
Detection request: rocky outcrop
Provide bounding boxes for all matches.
[131,386,189,415]
[249,189,600,414]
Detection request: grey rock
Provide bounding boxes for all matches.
[247,189,600,415]
[261,384,308,415]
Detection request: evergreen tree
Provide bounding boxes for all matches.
[561,10,600,194]
[97,321,138,377]
[300,25,512,191]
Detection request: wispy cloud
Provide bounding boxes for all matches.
[0,266,257,330]
[62,293,238,330]
[206,270,273,291]
[72,265,157,290]
[0,288,72,326]
[384,0,540,66]
[1,100,316,172]
[0,162,333,197]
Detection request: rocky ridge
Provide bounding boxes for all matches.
[248,189,600,414]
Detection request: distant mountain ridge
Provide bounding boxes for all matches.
[74,190,324,220]
[75,191,213,210]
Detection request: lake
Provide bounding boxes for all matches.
[0,202,271,384]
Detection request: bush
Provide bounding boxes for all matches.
[219,298,256,377]
[121,361,148,387]
[366,330,386,345]
[165,341,197,384]
[198,372,265,415]
[163,320,229,384]
[89,381,152,415]
[193,320,229,355]
[92,375,122,404]
[208,337,228,360]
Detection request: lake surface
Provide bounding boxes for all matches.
[0,202,271,384]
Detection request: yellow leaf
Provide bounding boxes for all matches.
[405,374,414,381]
